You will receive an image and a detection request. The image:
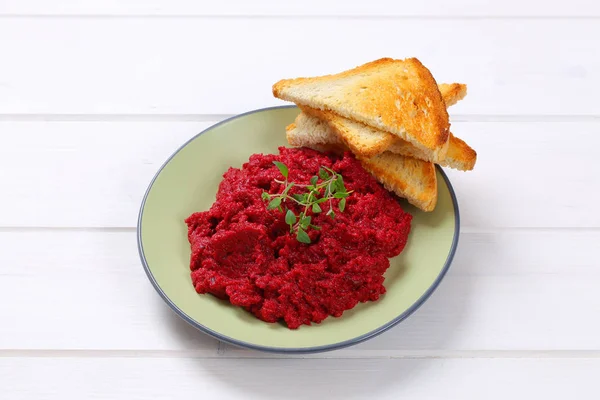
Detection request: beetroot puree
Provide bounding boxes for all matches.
[185,147,412,329]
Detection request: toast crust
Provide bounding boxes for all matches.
[438,83,467,107]
[443,134,477,171]
[273,57,450,160]
[388,133,477,171]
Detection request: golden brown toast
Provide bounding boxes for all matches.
[273,58,451,161]
[361,152,437,212]
[387,133,476,171]
[438,83,468,107]
[296,82,469,161]
[287,78,476,171]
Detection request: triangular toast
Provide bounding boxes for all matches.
[273,58,451,161]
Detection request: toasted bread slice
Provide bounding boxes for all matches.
[387,134,477,171]
[273,58,450,161]
[442,135,477,171]
[286,115,437,211]
[288,111,476,171]
[438,83,467,107]
[297,82,467,159]
[361,152,437,212]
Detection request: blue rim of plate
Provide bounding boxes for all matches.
[137,105,460,354]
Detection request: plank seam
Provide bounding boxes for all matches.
[1,349,599,359]
[0,15,599,20]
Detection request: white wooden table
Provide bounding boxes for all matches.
[1,1,599,398]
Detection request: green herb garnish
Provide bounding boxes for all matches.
[262,162,352,243]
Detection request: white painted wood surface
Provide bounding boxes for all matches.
[3,358,600,399]
[0,19,598,115]
[1,2,600,398]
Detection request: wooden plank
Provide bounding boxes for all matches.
[0,18,597,115]
[0,228,220,354]
[0,121,200,228]
[1,230,599,353]
[2,357,599,399]
[1,121,598,228]
[1,0,598,16]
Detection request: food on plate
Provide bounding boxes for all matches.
[273,57,477,211]
[185,147,412,329]
[183,57,476,329]
[291,83,475,169]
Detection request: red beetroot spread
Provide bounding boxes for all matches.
[185,146,412,329]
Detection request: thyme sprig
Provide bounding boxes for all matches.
[261,161,352,244]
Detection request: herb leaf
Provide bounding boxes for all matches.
[318,168,330,180]
[310,176,318,186]
[293,193,306,202]
[300,216,311,229]
[312,203,322,213]
[267,197,282,210]
[335,175,345,192]
[339,198,346,212]
[297,228,311,244]
[273,161,288,179]
[285,209,297,225]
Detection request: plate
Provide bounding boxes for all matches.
[137,105,459,353]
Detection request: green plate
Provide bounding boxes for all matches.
[138,106,459,353]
